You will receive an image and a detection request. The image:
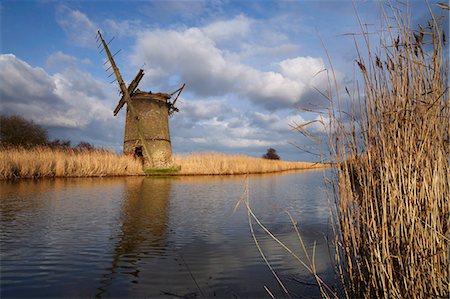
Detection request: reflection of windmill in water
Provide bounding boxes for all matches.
[95,177,172,297]
[96,31,185,169]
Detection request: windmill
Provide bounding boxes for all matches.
[97,30,185,169]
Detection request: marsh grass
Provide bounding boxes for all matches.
[326,3,449,298]
[0,148,327,179]
[0,146,144,179]
[174,152,328,175]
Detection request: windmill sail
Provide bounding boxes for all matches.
[114,69,144,116]
[97,30,154,165]
[97,31,131,105]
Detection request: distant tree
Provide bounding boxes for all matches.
[262,148,280,160]
[74,141,95,151]
[48,139,71,149]
[0,115,49,147]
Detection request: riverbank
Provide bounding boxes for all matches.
[0,147,328,179]
[0,147,144,179]
[174,152,328,175]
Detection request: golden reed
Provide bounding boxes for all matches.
[174,152,327,175]
[0,148,327,179]
[328,4,449,298]
[0,146,144,179]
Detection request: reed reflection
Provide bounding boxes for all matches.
[97,177,172,297]
[0,178,119,224]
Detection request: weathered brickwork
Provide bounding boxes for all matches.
[123,91,173,169]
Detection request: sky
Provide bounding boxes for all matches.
[0,0,444,161]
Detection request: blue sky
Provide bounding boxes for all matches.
[0,0,442,161]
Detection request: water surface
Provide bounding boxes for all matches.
[1,170,335,298]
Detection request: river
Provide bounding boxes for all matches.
[0,170,335,298]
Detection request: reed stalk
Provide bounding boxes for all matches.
[328,3,449,298]
[0,148,328,179]
[174,152,328,175]
[0,146,144,179]
[237,177,338,299]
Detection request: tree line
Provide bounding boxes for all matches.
[0,115,95,150]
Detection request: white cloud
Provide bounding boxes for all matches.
[178,100,230,120]
[0,54,55,100]
[0,54,112,129]
[219,137,273,148]
[56,6,98,48]
[171,104,303,155]
[46,51,77,69]
[130,21,329,111]
[190,137,208,144]
[45,51,91,71]
[252,112,306,133]
[279,56,326,85]
[202,15,252,42]
[237,43,300,63]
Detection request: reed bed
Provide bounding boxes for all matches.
[0,148,327,179]
[174,152,327,175]
[0,146,144,179]
[328,4,449,298]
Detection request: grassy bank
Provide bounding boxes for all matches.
[0,148,327,179]
[174,152,328,175]
[0,147,144,179]
[328,4,449,298]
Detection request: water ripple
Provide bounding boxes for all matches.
[1,171,334,298]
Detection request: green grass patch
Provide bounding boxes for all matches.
[144,168,179,174]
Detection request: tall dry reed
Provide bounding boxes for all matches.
[0,148,328,179]
[174,152,327,175]
[328,3,449,298]
[0,146,144,179]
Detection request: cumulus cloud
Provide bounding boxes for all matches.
[170,99,313,159]
[56,6,98,48]
[178,100,231,120]
[202,15,252,42]
[1,55,57,104]
[219,137,273,148]
[279,57,326,85]
[237,43,300,65]
[252,112,306,133]
[46,51,91,71]
[0,54,112,129]
[130,20,328,111]
[267,111,330,136]
[46,51,77,69]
